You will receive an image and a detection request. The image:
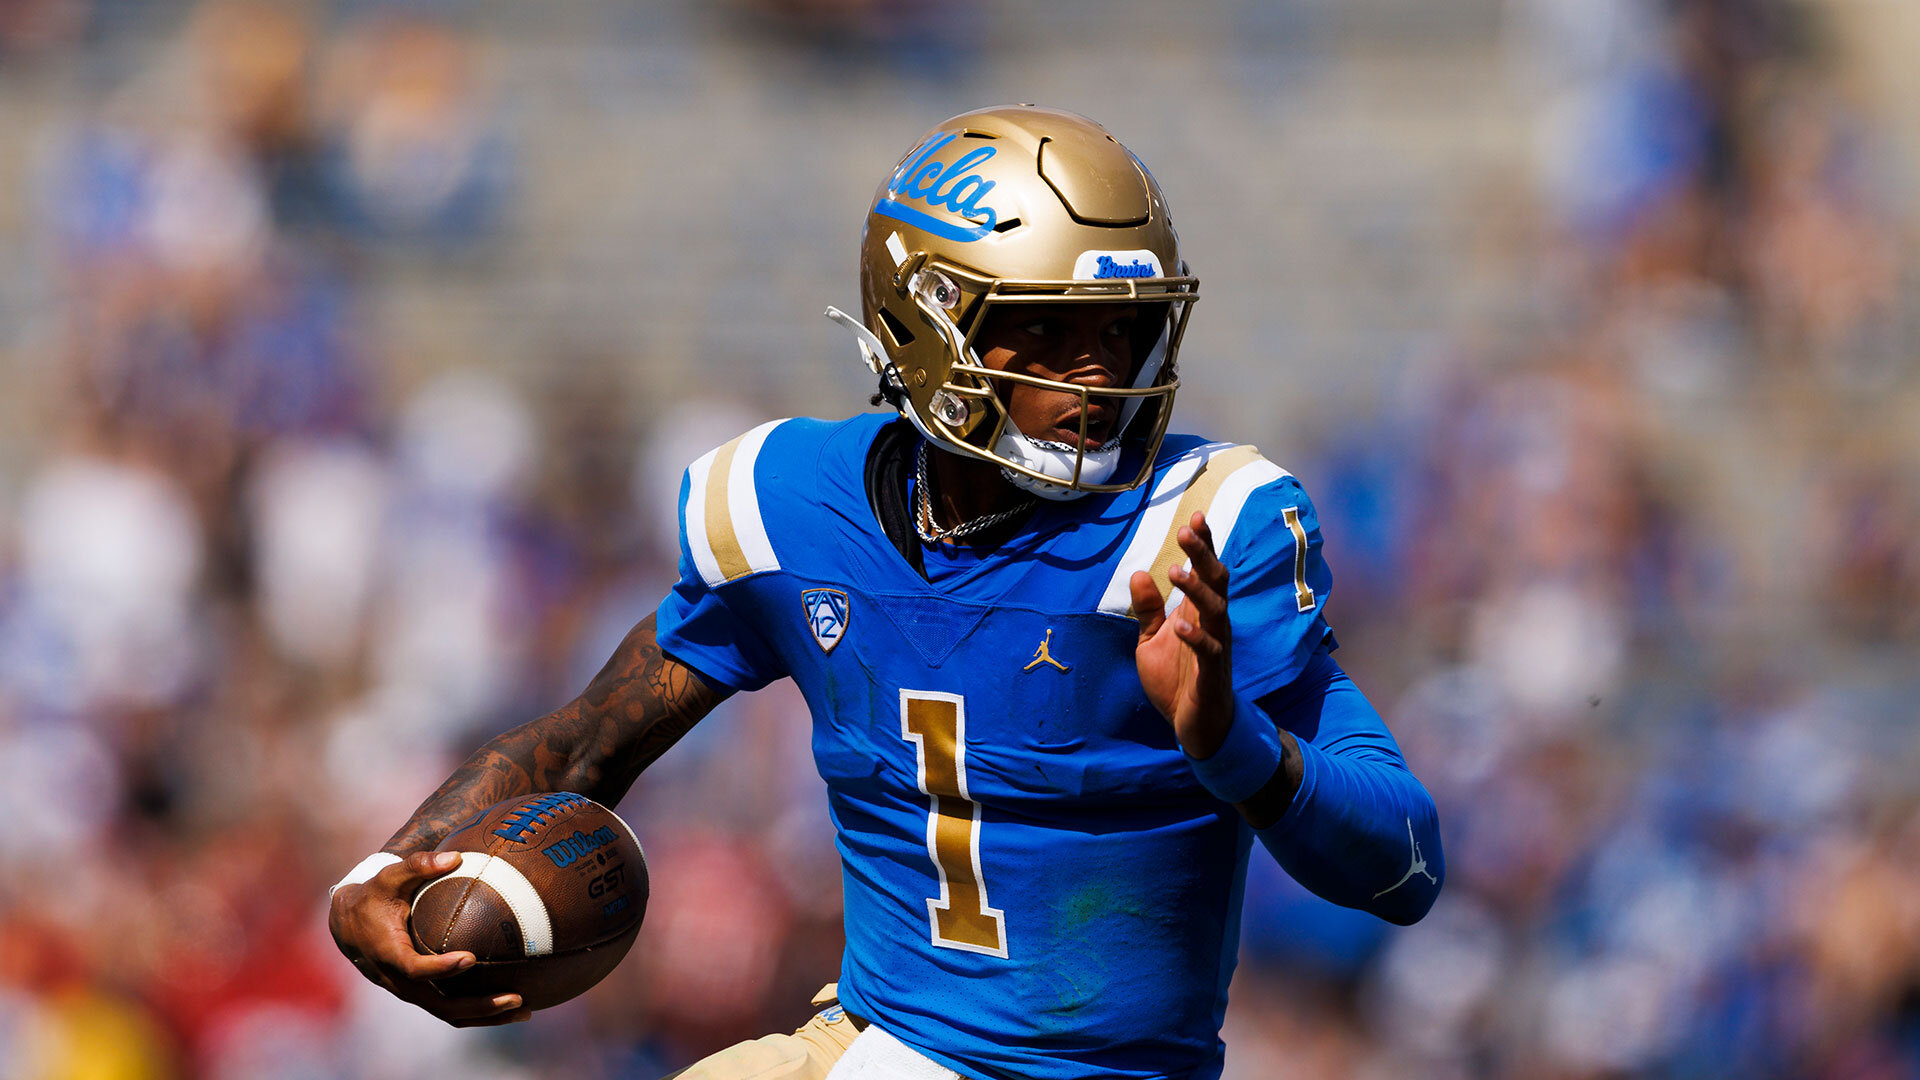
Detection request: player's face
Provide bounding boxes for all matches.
[974,302,1145,450]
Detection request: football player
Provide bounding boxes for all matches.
[329,106,1442,1080]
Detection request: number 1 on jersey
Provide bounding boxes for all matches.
[900,690,1009,958]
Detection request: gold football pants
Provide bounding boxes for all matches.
[663,985,862,1080]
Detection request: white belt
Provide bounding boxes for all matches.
[824,1024,963,1080]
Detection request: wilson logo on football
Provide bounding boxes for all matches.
[875,131,1002,242]
[541,825,618,869]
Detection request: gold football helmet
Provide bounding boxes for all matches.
[826,105,1197,499]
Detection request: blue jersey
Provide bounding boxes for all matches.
[656,414,1376,1080]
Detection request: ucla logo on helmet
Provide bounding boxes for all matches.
[875,131,1002,242]
[802,588,851,653]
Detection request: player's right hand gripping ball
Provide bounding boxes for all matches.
[409,792,647,1011]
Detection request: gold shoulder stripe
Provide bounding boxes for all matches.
[703,435,752,583]
[1138,445,1265,614]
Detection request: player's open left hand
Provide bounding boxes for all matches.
[1131,511,1236,760]
[328,850,533,1027]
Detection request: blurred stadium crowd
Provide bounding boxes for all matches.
[0,1,1916,1078]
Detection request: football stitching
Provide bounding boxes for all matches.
[437,854,488,954]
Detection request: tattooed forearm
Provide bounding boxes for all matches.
[382,745,534,855]
[574,620,716,788]
[382,614,726,855]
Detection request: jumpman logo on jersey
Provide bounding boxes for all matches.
[1372,818,1437,898]
[1023,629,1070,672]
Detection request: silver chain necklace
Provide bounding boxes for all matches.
[914,441,1037,544]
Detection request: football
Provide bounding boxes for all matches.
[410,792,648,1011]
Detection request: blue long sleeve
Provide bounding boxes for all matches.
[1249,650,1443,925]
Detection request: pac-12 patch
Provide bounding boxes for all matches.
[801,588,850,653]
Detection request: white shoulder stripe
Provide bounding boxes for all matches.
[727,420,782,577]
[682,419,787,588]
[683,446,724,587]
[1164,459,1289,611]
[1097,442,1232,614]
[1202,458,1290,557]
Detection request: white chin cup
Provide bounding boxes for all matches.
[992,428,1121,500]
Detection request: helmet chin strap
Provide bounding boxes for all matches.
[825,306,946,444]
[1117,322,1170,432]
[824,305,888,379]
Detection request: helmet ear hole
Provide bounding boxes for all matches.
[877,307,916,347]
